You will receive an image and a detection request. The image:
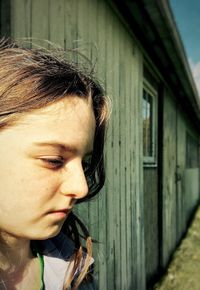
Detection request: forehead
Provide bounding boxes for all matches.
[0,96,96,153]
[18,95,94,124]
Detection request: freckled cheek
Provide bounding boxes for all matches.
[1,176,59,207]
[27,183,56,200]
[24,176,61,201]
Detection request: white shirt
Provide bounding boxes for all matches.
[38,231,94,290]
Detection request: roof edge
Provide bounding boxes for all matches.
[112,0,200,130]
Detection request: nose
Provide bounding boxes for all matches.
[59,162,89,200]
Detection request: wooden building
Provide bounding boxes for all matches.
[1,0,199,289]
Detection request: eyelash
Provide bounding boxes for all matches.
[42,158,64,169]
[41,157,92,171]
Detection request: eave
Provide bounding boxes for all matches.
[112,0,200,131]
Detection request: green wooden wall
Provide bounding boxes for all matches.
[162,91,178,267]
[7,0,146,289]
[162,88,200,268]
[143,168,159,283]
[1,0,199,289]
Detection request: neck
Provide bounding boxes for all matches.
[0,232,41,289]
[0,231,33,271]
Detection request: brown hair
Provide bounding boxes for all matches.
[0,38,109,289]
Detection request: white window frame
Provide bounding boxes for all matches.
[143,79,158,166]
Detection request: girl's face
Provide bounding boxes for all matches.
[0,96,95,240]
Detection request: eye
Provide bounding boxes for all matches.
[40,157,64,169]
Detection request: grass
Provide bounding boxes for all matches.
[154,206,200,290]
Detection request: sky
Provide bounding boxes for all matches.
[169,0,200,95]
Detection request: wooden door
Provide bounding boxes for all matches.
[143,75,160,287]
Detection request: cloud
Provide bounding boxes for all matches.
[188,58,200,96]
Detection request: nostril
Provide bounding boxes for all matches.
[66,193,77,198]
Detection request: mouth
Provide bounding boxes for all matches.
[48,208,72,219]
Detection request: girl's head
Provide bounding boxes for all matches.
[0,40,108,288]
[0,38,109,287]
[0,38,108,201]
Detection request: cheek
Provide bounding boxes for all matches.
[0,168,59,209]
[0,152,61,217]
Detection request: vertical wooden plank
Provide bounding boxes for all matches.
[119,25,127,290]
[110,8,126,290]
[135,48,146,290]
[176,108,186,238]
[107,18,115,290]
[103,6,120,290]
[0,0,11,37]
[77,0,89,60]
[129,41,140,289]
[86,0,100,283]
[129,45,136,289]
[184,122,200,222]
[98,2,111,289]
[31,0,49,47]
[10,0,31,39]
[49,0,65,47]
[162,92,177,267]
[64,0,78,57]
[111,15,122,290]
[124,29,132,290]
[144,168,159,283]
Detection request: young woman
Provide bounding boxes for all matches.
[0,38,109,290]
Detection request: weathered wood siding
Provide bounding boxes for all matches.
[183,122,200,224]
[162,89,200,268]
[0,0,11,36]
[143,168,159,283]
[162,90,177,267]
[1,0,200,289]
[6,1,146,289]
[176,107,186,239]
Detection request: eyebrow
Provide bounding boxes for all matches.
[33,141,93,156]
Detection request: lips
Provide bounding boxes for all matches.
[53,209,68,213]
[47,209,70,219]
[49,205,72,212]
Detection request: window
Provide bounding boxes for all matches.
[143,80,157,164]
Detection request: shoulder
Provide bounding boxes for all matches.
[39,230,75,259]
[38,231,75,289]
[37,231,94,290]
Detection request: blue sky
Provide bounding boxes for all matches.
[169,0,200,94]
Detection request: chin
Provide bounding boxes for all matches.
[30,225,63,240]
